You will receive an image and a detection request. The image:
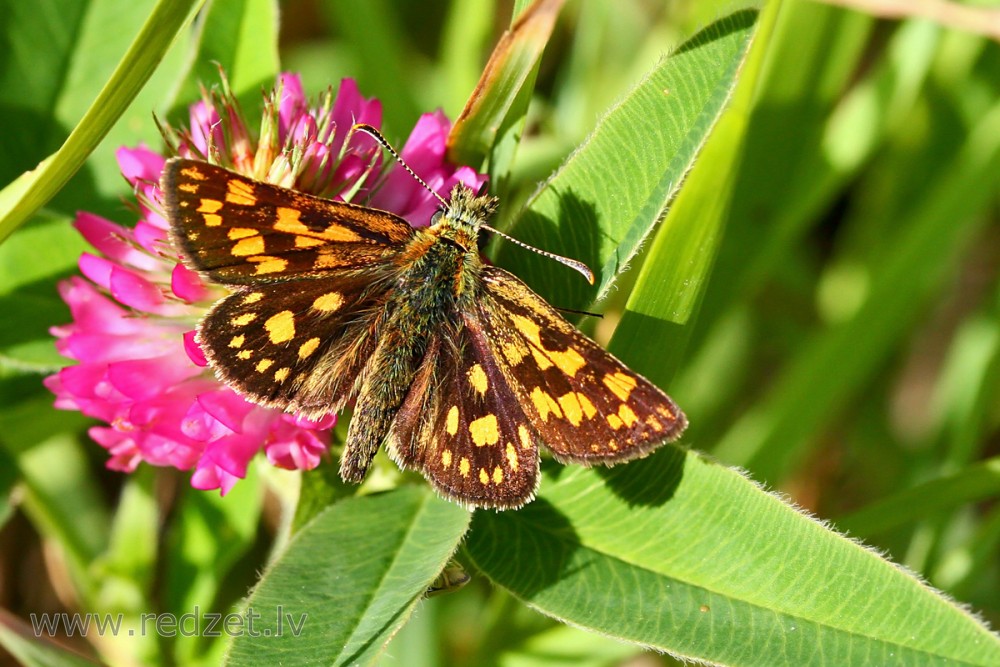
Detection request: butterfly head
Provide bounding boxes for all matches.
[430,183,499,250]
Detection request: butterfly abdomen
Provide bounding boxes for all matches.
[340,232,470,481]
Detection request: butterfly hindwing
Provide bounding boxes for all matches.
[197,271,392,418]
[388,323,540,509]
[162,158,414,285]
[476,266,686,464]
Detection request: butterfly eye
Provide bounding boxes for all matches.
[430,210,444,225]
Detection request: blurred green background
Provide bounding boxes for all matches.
[0,0,998,665]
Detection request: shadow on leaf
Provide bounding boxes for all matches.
[466,495,581,601]
[596,442,686,508]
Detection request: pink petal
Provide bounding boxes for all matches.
[265,428,327,470]
[59,278,142,335]
[184,331,208,367]
[89,427,145,471]
[116,146,166,185]
[189,101,223,156]
[107,357,200,400]
[278,73,308,140]
[332,78,382,154]
[109,265,164,311]
[79,253,114,290]
[61,332,173,364]
[197,389,257,434]
[171,264,209,302]
[75,213,160,272]
[59,363,113,399]
[134,221,168,254]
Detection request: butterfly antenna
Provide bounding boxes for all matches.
[351,123,449,208]
[351,124,595,285]
[481,224,595,284]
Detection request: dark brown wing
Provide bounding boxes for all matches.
[387,325,540,510]
[196,271,392,419]
[161,158,415,285]
[475,266,686,464]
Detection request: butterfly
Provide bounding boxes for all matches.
[160,125,686,509]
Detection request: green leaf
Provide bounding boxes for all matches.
[466,449,1000,666]
[224,487,470,667]
[607,1,778,387]
[446,0,565,171]
[496,10,759,313]
[0,0,202,244]
[171,0,280,113]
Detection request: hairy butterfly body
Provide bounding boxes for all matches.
[162,152,686,509]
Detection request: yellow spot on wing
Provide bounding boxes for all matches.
[618,403,638,427]
[237,350,252,360]
[228,335,245,348]
[459,457,470,477]
[256,359,274,372]
[607,413,624,430]
[265,310,296,344]
[446,406,459,436]
[492,466,503,485]
[467,364,488,394]
[274,207,362,242]
[180,166,207,181]
[511,314,586,376]
[227,227,258,239]
[551,347,586,378]
[226,179,257,206]
[518,424,532,450]
[530,387,562,422]
[203,214,222,227]
[274,367,290,382]
[232,236,265,256]
[295,235,324,248]
[179,183,198,193]
[479,468,489,485]
[197,198,222,213]
[441,450,452,468]
[469,414,499,446]
[501,339,529,365]
[312,292,344,312]
[231,313,257,326]
[558,391,597,426]
[298,337,321,359]
[603,372,638,401]
[243,292,264,304]
[506,443,519,471]
[249,256,288,275]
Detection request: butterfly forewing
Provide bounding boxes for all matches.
[162,158,414,284]
[476,266,686,463]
